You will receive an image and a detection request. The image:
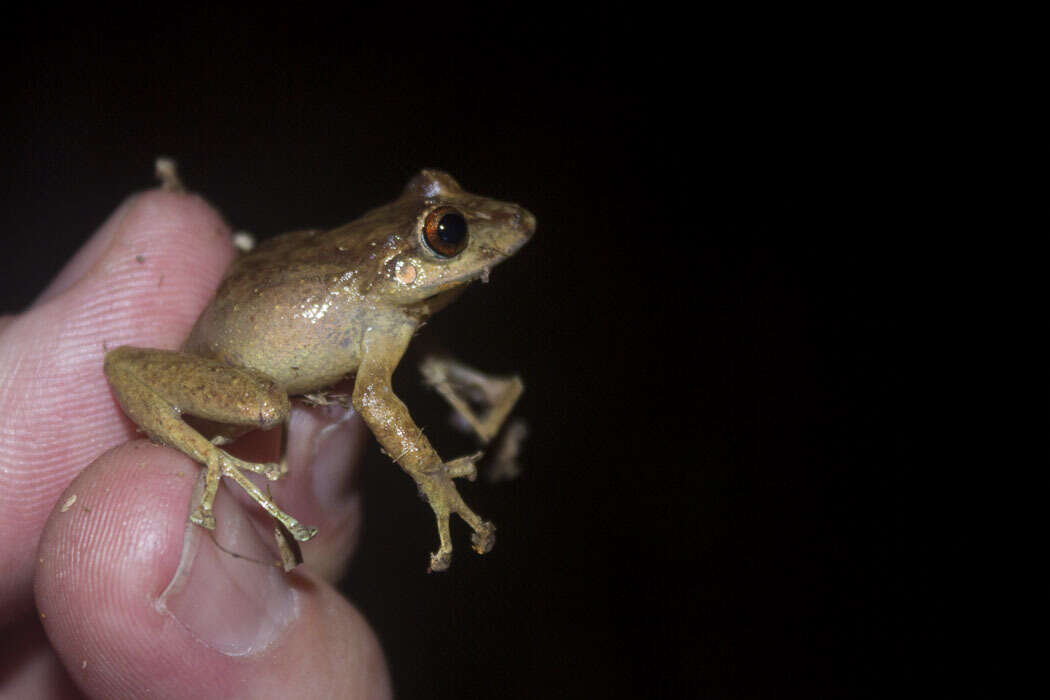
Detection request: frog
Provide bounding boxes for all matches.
[104,168,535,572]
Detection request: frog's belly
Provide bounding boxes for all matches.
[184,298,364,394]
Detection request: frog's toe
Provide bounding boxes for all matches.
[262,461,287,481]
[287,522,318,542]
[445,451,484,481]
[470,521,496,555]
[428,549,452,573]
[190,508,216,531]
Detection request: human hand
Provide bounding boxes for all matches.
[0,187,391,698]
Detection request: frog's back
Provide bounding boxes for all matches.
[179,173,533,395]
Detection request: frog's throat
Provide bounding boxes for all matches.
[408,284,470,318]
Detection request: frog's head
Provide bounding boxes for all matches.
[365,169,535,308]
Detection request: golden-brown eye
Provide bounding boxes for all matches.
[422,206,469,258]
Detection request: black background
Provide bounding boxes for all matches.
[4,8,966,698]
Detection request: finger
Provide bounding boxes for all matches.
[35,441,391,699]
[276,401,370,583]
[0,188,235,622]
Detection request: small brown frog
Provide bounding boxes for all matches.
[104,168,535,571]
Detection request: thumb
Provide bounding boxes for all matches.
[34,441,391,699]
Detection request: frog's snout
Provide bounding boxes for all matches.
[494,203,536,237]
[517,207,537,238]
[500,205,535,249]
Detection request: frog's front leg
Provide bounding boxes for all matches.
[353,324,496,572]
[103,346,317,542]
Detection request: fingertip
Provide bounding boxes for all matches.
[34,442,196,693]
[34,440,196,630]
[35,187,234,310]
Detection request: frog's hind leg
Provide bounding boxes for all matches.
[104,346,317,542]
[420,355,524,443]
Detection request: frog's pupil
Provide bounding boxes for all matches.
[437,213,467,245]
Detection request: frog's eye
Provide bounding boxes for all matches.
[422,206,469,258]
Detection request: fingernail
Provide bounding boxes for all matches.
[287,403,366,514]
[157,480,297,656]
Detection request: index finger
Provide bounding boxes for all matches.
[0,187,236,622]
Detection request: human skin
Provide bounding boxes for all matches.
[0,188,392,698]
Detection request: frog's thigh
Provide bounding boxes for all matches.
[104,346,290,478]
[105,346,290,430]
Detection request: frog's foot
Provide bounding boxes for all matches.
[420,464,496,573]
[189,447,315,543]
[206,432,288,481]
[420,356,524,444]
[428,517,495,572]
[222,460,318,541]
[444,451,484,481]
[226,453,287,481]
[189,507,216,531]
[154,157,184,191]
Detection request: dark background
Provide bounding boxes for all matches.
[4,8,965,698]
